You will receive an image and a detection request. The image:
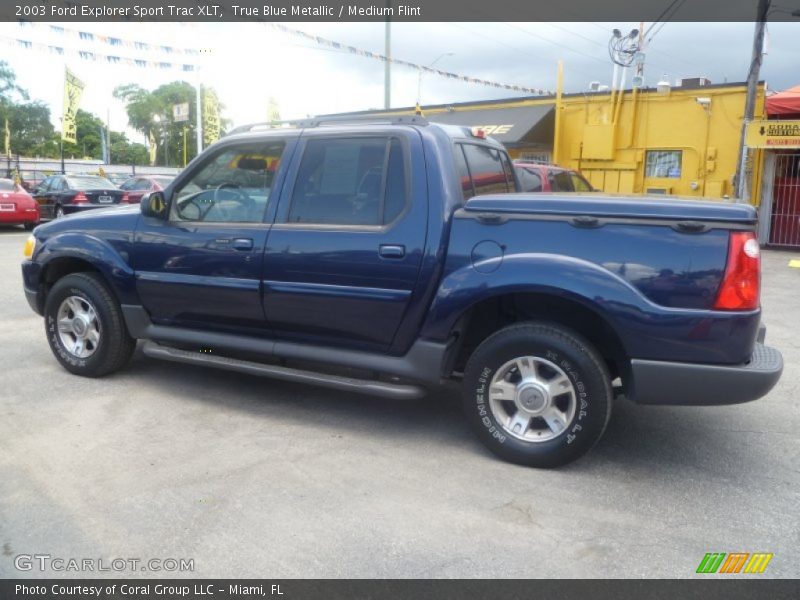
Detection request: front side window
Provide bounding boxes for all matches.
[288,137,407,226]
[645,150,682,178]
[172,140,285,223]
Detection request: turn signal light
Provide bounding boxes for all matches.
[23,235,36,259]
[714,231,760,311]
[73,192,89,204]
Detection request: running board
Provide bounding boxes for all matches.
[141,341,427,400]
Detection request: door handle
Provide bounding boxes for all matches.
[379,244,405,259]
[232,238,254,251]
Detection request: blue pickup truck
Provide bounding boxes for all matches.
[21,118,783,467]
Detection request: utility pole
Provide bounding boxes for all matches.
[734,0,771,202]
[384,4,391,110]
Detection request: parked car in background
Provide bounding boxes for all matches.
[514,162,594,193]
[33,174,128,220]
[0,178,39,230]
[119,175,175,204]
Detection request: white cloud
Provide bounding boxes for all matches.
[1,20,797,139]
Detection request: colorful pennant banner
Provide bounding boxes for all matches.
[270,24,553,95]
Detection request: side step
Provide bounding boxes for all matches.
[141,341,427,400]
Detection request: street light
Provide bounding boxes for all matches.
[417,52,454,106]
[152,114,170,168]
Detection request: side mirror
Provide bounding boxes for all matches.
[140,191,168,219]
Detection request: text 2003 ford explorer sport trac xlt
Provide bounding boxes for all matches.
[21,118,783,467]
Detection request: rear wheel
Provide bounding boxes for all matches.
[44,273,136,377]
[23,222,36,231]
[463,322,612,468]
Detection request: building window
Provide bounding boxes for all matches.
[645,150,682,178]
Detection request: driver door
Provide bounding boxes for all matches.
[133,136,295,334]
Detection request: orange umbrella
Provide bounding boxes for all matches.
[766,85,800,116]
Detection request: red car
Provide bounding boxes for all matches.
[0,178,40,230]
[514,162,594,193]
[119,175,174,204]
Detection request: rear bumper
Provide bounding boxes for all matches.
[630,342,783,406]
[0,210,38,224]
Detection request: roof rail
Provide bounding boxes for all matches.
[226,115,429,136]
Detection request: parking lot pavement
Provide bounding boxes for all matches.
[0,225,797,579]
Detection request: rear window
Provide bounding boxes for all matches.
[0,179,15,191]
[517,167,543,192]
[549,171,573,192]
[67,176,115,189]
[152,177,174,187]
[462,144,513,196]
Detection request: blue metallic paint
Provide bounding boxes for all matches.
[21,122,763,377]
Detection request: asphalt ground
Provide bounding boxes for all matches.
[0,226,797,578]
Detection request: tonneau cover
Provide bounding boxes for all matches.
[463,193,757,223]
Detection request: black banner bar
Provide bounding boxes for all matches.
[1,0,797,22]
[2,580,800,600]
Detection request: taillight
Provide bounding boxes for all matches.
[120,193,130,204]
[714,231,760,310]
[73,192,89,204]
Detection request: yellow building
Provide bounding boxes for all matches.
[554,82,765,201]
[343,80,766,202]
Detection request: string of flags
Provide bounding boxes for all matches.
[271,24,553,96]
[10,20,551,94]
[0,35,197,72]
[16,20,201,57]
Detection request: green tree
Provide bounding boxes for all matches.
[61,109,105,160]
[114,80,226,167]
[7,101,57,157]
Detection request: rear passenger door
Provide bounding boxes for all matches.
[262,130,427,352]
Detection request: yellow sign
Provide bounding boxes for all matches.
[148,130,157,166]
[202,88,220,147]
[746,119,800,149]
[61,67,84,144]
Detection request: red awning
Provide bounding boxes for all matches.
[766,85,800,116]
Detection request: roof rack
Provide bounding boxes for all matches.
[226,115,429,136]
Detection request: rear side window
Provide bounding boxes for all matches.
[461,144,513,197]
[288,137,407,226]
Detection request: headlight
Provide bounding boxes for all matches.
[23,235,36,259]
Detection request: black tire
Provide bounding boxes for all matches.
[44,272,136,377]
[23,222,36,231]
[463,322,612,468]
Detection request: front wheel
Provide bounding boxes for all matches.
[43,272,136,377]
[463,322,612,468]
